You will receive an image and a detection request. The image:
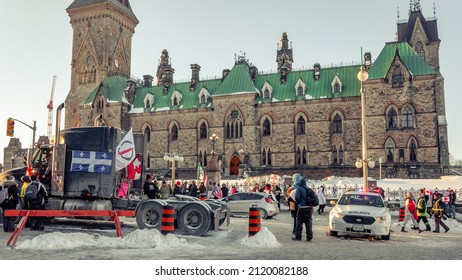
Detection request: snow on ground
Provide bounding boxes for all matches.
[239,227,280,248]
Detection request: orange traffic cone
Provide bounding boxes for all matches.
[161,205,175,235]
[398,207,405,222]
[248,207,261,237]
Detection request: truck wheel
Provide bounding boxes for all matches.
[136,201,165,229]
[177,202,212,236]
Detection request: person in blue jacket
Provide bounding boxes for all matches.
[293,178,315,242]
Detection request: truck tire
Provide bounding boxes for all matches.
[136,200,166,230]
[177,202,212,236]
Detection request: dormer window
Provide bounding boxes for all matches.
[171,90,182,107]
[261,82,273,99]
[391,65,404,88]
[144,94,154,109]
[198,88,210,105]
[295,79,306,96]
[331,74,343,93]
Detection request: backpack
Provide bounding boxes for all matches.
[306,187,319,207]
[25,182,39,200]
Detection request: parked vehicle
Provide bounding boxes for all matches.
[219,192,279,219]
[0,103,229,236]
[329,191,391,240]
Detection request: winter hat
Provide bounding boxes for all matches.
[176,181,181,186]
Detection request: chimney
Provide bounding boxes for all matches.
[249,66,258,83]
[190,64,201,91]
[143,74,153,87]
[313,63,321,81]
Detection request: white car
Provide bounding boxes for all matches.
[329,191,391,240]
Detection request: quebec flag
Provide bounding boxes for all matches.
[70,150,113,174]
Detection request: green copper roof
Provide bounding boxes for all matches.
[84,75,129,104]
[367,42,435,79]
[213,63,258,96]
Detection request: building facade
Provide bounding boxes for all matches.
[66,0,450,180]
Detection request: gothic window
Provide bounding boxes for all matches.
[171,90,183,106]
[409,138,417,162]
[302,147,307,164]
[387,108,398,129]
[198,151,203,166]
[402,107,414,128]
[171,124,178,141]
[225,109,243,139]
[296,116,306,135]
[262,118,271,136]
[261,146,273,166]
[204,151,208,166]
[95,92,104,113]
[200,94,206,104]
[145,100,151,108]
[267,148,272,166]
[392,66,404,88]
[296,147,308,165]
[173,96,179,106]
[386,138,395,163]
[199,123,207,139]
[415,41,425,59]
[297,85,304,96]
[144,126,151,143]
[264,89,271,99]
[332,146,338,164]
[261,82,273,99]
[333,83,341,93]
[332,114,342,133]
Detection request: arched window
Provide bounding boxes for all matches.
[200,94,206,104]
[333,83,341,93]
[415,41,425,59]
[262,118,271,136]
[267,148,272,166]
[226,110,243,139]
[173,96,179,106]
[200,123,207,139]
[409,139,417,161]
[297,85,304,96]
[296,147,301,165]
[387,108,398,129]
[302,147,307,165]
[296,116,306,135]
[392,66,404,88]
[144,126,151,143]
[386,139,395,163]
[402,107,414,128]
[332,114,342,133]
[171,124,178,141]
[264,88,271,99]
[262,148,267,165]
[339,145,344,164]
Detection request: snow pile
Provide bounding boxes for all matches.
[16,229,200,250]
[239,227,280,248]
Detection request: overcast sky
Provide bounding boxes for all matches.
[1,0,460,167]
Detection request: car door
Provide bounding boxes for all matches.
[245,193,263,212]
[225,193,246,215]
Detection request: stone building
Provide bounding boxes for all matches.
[66,0,449,180]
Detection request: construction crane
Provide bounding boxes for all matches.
[47,75,57,139]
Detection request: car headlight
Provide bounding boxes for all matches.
[375,216,389,222]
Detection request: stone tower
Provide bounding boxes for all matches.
[65,0,138,129]
[397,1,449,166]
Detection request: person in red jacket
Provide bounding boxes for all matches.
[401,192,422,233]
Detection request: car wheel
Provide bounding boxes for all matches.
[381,232,391,240]
[136,200,165,229]
[328,229,338,236]
[178,202,212,236]
[258,208,268,219]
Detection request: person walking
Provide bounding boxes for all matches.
[416,192,431,232]
[221,183,229,198]
[317,186,327,214]
[448,189,457,219]
[431,192,450,233]
[401,192,419,232]
[273,185,282,210]
[1,181,19,232]
[293,178,317,242]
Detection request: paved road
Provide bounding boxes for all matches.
[1,209,461,260]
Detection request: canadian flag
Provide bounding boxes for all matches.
[127,154,142,180]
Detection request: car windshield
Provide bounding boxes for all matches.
[338,194,384,207]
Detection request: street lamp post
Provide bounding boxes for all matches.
[163,153,184,185]
[356,58,372,189]
[210,133,218,154]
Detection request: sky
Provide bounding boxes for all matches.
[1,0,461,167]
